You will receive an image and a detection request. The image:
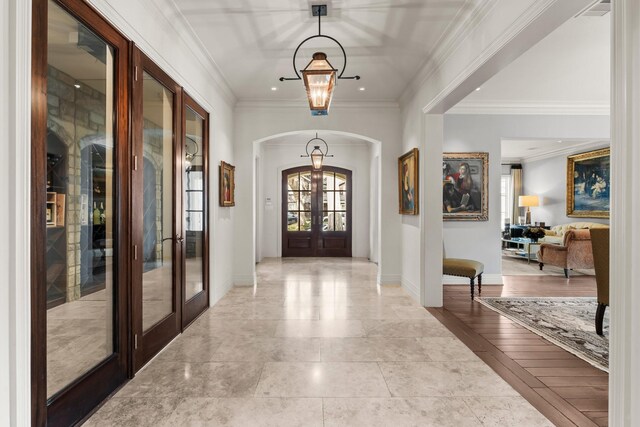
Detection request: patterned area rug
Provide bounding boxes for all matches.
[476,297,609,371]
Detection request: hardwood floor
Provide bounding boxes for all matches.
[428,274,608,427]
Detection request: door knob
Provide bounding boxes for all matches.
[175,234,184,244]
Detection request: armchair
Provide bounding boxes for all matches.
[590,228,609,336]
[538,229,595,278]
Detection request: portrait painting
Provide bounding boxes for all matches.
[398,148,419,215]
[442,152,488,221]
[567,148,610,218]
[219,161,235,207]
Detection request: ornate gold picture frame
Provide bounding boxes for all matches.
[398,148,419,215]
[567,148,610,218]
[443,152,489,221]
[219,161,235,207]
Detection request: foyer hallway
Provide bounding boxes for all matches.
[85,258,551,426]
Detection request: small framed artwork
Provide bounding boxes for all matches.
[442,152,488,221]
[219,161,235,207]
[567,147,610,218]
[398,148,419,215]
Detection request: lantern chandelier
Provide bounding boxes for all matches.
[301,133,333,170]
[279,4,360,116]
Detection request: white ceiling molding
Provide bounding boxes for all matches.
[400,0,499,105]
[519,139,610,163]
[448,101,610,115]
[91,0,237,105]
[235,100,400,110]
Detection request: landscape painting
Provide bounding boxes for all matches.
[567,148,610,218]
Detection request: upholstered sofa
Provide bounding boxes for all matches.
[538,223,608,278]
[539,222,609,245]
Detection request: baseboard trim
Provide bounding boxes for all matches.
[401,277,420,301]
[378,274,401,286]
[212,280,234,306]
[442,273,503,285]
[233,274,256,286]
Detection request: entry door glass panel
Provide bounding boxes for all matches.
[142,72,175,331]
[185,107,204,300]
[46,0,115,397]
[322,172,348,231]
[287,171,312,231]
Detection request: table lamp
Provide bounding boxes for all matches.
[519,195,539,225]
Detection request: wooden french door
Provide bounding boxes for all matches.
[31,0,131,425]
[181,94,210,327]
[282,166,352,257]
[131,47,182,370]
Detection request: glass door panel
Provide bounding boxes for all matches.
[184,106,205,301]
[46,0,115,397]
[141,72,175,331]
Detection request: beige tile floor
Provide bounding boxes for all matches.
[85,257,553,426]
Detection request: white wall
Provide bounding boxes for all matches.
[233,103,401,285]
[523,143,611,227]
[443,114,610,280]
[258,139,372,259]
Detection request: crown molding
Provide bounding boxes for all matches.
[235,99,400,110]
[89,0,237,106]
[399,0,500,106]
[519,140,610,163]
[448,100,610,115]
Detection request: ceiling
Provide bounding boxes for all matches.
[501,138,609,161]
[453,13,610,111]
[172,0,472,103]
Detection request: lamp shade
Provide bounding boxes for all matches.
[301,52,337,116]
[518,195,539,207]
[310,146,324,170]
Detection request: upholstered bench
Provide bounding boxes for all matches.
[443,258,484,299]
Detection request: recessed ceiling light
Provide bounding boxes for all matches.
[359,87,365,91]
[74,83,81,89]
[271,87,277,91]
[475,87,481,91]
[557,140,562,143]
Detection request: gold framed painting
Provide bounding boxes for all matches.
[567,148,610,218]
[398,148,419,215]
[443,152,488,221]
[219,161,235,207]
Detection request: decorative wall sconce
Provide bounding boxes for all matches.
[279,4,360,116]
[301,133,333,170]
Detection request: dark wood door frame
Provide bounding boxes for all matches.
[31,0,131,425]
[181,93,210,328]
[281,166,352,257]
[131,46,183,370]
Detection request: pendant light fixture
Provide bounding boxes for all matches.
[279,4,360,116]
[302,133,333,170]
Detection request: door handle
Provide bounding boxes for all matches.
[175,234,184,244]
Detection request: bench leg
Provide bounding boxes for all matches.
[477,274,482,296]
[539,262,544,271]
[470,277,475,300]
[595,303,607,336]
[564,268,569,278]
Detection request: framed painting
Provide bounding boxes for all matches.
[567,147,610,218]
[219,161,235,207]
[443,152,488,221]
[398,148,419,215]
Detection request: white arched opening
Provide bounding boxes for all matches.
[251,130,382,281]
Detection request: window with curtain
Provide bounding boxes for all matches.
[500,175,512,229]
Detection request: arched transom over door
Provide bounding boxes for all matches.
[282,166,352,257]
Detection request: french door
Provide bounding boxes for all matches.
[282,166,352,257]
[131,48,182,370]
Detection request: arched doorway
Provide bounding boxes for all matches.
[282,165,352,257]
